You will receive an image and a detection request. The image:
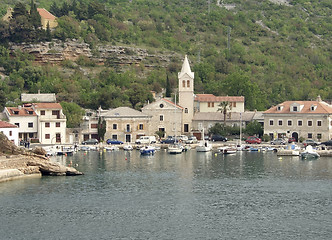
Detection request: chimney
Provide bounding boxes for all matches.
[316,95,322,102]
[38,89,41,94]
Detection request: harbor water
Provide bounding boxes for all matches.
[0,150,331,239]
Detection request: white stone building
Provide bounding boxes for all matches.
[263,98,332,141]
[0,120,19,146]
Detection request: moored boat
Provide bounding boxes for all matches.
[140,145,156,155]
[300,145,320,159]
[168,144,183,154]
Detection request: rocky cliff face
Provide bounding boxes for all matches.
[9,40,177,68]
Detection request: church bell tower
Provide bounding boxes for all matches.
[178,55,194,133]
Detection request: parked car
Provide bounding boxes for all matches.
[245,136,262,144]
[320,140,332,146]
[178,135,189,142]
[106,139,123,145]
[211,134,227,142]
[288,137,296,143]
[303,139,320,147]
[161,136,177,144]
[270,138,287,145]
[135,136,156,144]
[82,138,99,145]
[186,136,198,144]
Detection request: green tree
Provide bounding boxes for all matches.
[97,117,106,142]
[60,102,85,128]
[217,101,231,126]
[165,74,171,97]
[245,120,263,137]
[0,90,6,111]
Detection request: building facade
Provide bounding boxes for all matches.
[4,106,38,142]
[142,98,183,138]
[263,99,332,142]
[0,121,19,146]
[101,107,152,143]
[194,94,245,113]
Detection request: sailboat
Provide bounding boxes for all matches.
[196,128,212,152]
[168,93,183,154]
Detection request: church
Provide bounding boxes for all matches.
[142,55,250,139]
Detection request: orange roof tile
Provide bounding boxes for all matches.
[37,8,56,20]
[0,121,18,128]
[195,94,245,102]
[264,101,332,114]
[33,103,62,109]
[6,107,37,116]
[162,98,183,109]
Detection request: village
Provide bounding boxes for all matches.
[1,55,332,157]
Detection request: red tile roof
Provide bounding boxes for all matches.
[37,8,56,20]
[33,103,62,109]
[6,107,37,116]
[195,94,245,102]
[162,98,184,109]
[0,121,18,128]
[264,101,332,114]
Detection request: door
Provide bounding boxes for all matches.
[292,132,299,142]
[125,134,131,143]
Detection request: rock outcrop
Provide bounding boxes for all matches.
[0,133,83,182]
[8,39,178,68]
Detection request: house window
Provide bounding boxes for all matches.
[308,133,312,138]
[233,102,236,107]
[308,120,312,127]
[45,122,50,127]
[91,124,98,128]
[185,108,188,113]
[317,120,322,127]
[208,102,211,107]
[41,110,45,115]
[29,133,33,138]
[160,115,164,121]
[56,122,60,127]
[113,124,117,130]
[182,80,185,87]
[287,120,292,126]
[112,135,117,140]
[187,80,190,87]
[28,122,33,128]
[15,123,20,127]
[293,106,298,111]
[278,120,283,126]
[52,110,59,115]
[298,120,302,126]
[269,120,274,126]
[45,134,50,139]
[317,133,322,139]
[9,131,12,136]
[28,111,33,115]
[139,124,144,130]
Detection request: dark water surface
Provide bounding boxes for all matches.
[0,150,331,239]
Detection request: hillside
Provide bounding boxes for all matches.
[0,0,331,113]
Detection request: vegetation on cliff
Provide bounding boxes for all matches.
[0,0,331,123]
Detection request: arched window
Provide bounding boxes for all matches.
[187,80,190,87]
[182,80,185,87]
[185,108,188,113]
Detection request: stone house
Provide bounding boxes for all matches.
[2,7,58,30]
[263,98,332,142]
[101,107,152,143]
[0,120,19,146]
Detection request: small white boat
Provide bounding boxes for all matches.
[140,145,156,155]
[300,145,320,159]
[218,146,237,154]
[105,146,119,151]
[196,140,212,152]
[168,144,183,154]
[123,144,133,151]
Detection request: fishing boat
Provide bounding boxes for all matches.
[218,146,237,154]
[168,144,183,154]
[300,145,320,159]
[140,145,156,155]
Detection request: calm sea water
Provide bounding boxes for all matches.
[0,150,331,240]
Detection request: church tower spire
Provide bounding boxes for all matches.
[178,55,194,134]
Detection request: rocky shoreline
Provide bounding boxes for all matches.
[0,133,83,183]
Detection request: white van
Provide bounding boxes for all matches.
[135,136,157,144]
